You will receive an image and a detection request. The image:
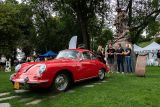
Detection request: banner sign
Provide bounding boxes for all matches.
[69,36,77,49]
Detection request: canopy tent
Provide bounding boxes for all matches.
[143,42,160,52]
[133,42,160,53]
[39,51,57,57]
[133,42,160,66]
[133,44,143,53]
[142,42,160,66]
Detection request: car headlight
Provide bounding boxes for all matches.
[38,64,46,74]
[15,64,21,72]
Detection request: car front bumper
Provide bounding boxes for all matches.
[10,73,49,84]
[12,79,49,84]
[11,79,49,90]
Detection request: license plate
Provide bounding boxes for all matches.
[14,82,20,89]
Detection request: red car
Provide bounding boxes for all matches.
[10,49,109,92]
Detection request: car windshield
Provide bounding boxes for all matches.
[56,50,79,59]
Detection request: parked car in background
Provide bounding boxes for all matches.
[10,49,109,92]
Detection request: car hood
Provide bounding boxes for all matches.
[14,58,78,79]
[22,58,78,65]
[43,58,78,64]
[19,58,78,72]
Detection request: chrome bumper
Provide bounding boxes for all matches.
[11,79,48,84]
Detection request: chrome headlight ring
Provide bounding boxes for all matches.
[15,64,21,72]
[38,64,46,74]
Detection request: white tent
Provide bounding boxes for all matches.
[142,42,160,66]
[143,42,160,52]
[133,42,160,66]
[133,44,143,52]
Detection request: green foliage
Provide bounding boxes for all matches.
[0,2,36,57]
[152,0,159,9]
[155,37,160,43]
[0,3,21,56]
[118,0,160,43]
[35,16,78,53]
[95,29,113,45]
[1,0,160,56]
[53,0,110,49]
[146,19,160,38]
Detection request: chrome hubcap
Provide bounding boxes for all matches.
[55,74,68,91]
[98,70,105,80]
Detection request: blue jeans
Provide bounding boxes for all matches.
[117,57,124,72]
[125,56,132,72]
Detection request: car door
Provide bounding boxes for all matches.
[79,51,98,79]
[89,52,100,76]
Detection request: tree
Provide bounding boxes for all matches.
[26,0,81,53]
[94,28,113,49]
[0,1,22,56]
[53,0,110,49]
[115,0,160,43]
[0,1,35,57]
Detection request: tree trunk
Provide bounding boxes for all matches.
[128,0,132,27]
[79,17,90,49]
[117,0,120,7]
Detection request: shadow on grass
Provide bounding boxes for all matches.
[12,77,110,99]
[13,72,150,99]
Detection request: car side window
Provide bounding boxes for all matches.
[82,52,91,60]
[90,52,97,60]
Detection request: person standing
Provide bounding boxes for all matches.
[106,43,115,72]
[124,44,132,73]
[157,50,160,66]
[0,55,7,69]
[116,43,124,73]
[97,45,105,64]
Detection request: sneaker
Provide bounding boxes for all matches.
[121,72,124,74]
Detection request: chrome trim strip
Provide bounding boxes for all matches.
[75,76,98,82]
[12,79,48,84]
[28,80,48,84]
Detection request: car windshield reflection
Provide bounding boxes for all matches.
[56,50,79,59]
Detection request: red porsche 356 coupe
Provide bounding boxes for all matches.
[10,49,109,92]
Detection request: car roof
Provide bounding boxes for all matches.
[64,48,91,53]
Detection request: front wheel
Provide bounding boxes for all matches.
[53,73,70,92]
[98,69,105,80]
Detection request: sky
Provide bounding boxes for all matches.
[16,0,21,3]
[1,0,22,3]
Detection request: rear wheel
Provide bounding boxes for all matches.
[53,72,70,92]
[98,69,105,80]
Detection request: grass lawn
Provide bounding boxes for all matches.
[0,66,160,107]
